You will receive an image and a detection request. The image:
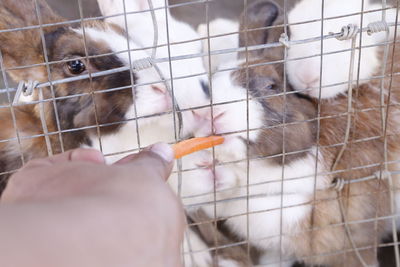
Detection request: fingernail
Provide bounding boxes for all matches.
[150,143,174,163]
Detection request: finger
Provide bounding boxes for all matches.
[51,148,105,164]
[114,153,141,165]
[24,149,105,169]
[115,143,174,181]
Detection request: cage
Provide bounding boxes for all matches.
[0,0,400,266]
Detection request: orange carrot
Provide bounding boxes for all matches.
[172,136,225,159]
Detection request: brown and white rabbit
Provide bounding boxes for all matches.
[94,0,211,162]
[173,1,400,266]
[0,0,211,185]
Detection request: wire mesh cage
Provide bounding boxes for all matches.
[1,0,400,266]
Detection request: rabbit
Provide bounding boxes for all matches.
[0,0,214,188]
[287,0,400,99]
[197,18,240,74]
[1,0,213,164]
[95,0,211,132]
[172,0,400,266]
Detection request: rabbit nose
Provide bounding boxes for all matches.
[191,108,210,121]
[207,109,227,134]
[192,108,226,135]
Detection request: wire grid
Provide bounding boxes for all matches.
[1,0,400,266]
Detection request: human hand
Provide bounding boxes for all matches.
[0,144,184,267]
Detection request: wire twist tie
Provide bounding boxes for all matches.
[334,24,359,41]
[132,57,154,71]
[332,178,346,191]
[374,170,392,180]
[13,80,39,105]
[279,33,290,48]
[367,21,389,35]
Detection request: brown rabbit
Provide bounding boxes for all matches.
[180,1,400,266]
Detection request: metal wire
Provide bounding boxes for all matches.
[4,21,400,97]
[1,0,400,266]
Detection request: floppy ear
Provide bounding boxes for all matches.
[239,0,284,58]
[0,0,64,82]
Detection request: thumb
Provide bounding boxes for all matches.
[114,143,175,181]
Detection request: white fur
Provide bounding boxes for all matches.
[183,227,250,267]
[197,19,240,73]
[218,258,244,267]
[182,227,213,267]
[287,0,399,99]
[258,252,295,267]
[183,226,245,267]
[97,0,210,111]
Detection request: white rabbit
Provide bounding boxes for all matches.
[176,1,399,266]
[287,0,399,99]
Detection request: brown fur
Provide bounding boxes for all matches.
[296,44,400,266]
[223,1,400,266]
[0,0,63,81]
[188,210,254,266]
[0,104,61,191]
[232,60,317,164]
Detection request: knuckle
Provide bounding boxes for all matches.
[23,158,49,169]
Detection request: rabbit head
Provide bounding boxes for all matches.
[0,0,207,150]
[287,0,398,99]
[97,0,212,137]
[195,0,316,160]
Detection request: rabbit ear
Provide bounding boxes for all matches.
[239,0,283,58]
[0,0,64,82]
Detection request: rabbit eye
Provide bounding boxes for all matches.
[265,83,275,90]
[67,60,86,75]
